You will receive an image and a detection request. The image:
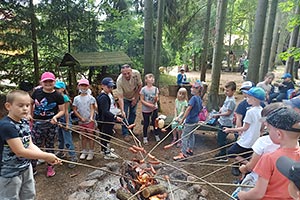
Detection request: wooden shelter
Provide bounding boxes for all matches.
[59,51,132,97]
[59,51,132,67]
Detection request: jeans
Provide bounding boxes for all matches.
[181,123,198,155]
[268,92,287,103]
[58,116,76,157]
[122,99,138,136]
[217,124,232,155]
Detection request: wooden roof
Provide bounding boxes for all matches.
[59,51,132,67]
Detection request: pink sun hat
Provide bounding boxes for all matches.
[78,79,90,86]
[41,72,56,82]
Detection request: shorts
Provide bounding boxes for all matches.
[171,121,183,131]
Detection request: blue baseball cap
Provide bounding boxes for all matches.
[282,73,292,79]
[192,80,203,88]
[244,87,266,101]
[101,77,115,87]
[54,81,66,89]
[283,97,300,109]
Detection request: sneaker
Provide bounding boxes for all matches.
[104,152,119,160]
[186,149,193,156]
[143,137,149,145]
[80,150,88,160]
[173,152,187,161]
[231,166,241,176]
[86,150,94,161]
[155,135,160,142]
[37,159,45,165]
[46,166,55,177]
[214,153,228,162]
[55,151,66,159]
[68,156,78,168]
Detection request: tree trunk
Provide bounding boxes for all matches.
[29,0,39,85]
[275,23,289,65]
[259,0,278,81]
[285,4,300,74]
[208,0,228,111]
[268,10,281,71]
[144,0,154,75]
[293,33,300,79]
[200,0,212,82]
[154,0,164,86]
[247,0,268,83]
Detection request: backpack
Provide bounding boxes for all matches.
[198,106,209,121]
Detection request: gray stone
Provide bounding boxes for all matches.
[68,191,90,200]
[86,169,107,181]
[78,179,98,190]
[105,162,121,172]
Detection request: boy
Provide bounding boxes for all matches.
[224,87,265,175]
[268,72,294,103]
[0,90,61,199]
[276,156,300,200]
[173,80,203,161]
[238,107,300,199]
[97,77,122,159]
[213,81,236,162]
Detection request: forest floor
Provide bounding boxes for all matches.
[34,68,287,200]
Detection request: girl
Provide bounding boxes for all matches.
[72,79,96,161]
[140,73,159,145]
[31,72,65,177]
[171,87,188,147]
[54,81,77,168]
[173,80,203,161]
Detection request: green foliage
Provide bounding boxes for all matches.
[279,47,300,61]
[158,73,176,87]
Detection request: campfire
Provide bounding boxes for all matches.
[116,153,168,200]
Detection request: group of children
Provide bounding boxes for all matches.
[1,68,300,200]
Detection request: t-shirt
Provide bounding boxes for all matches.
[254,148,300,200]
[116,69,142,100]
[235,99,265,122]
[140,86,159,113]
[237,106,262,148]
[252,135,279,155]
[185,95,202,124]
[175,99,188,116]
[218,96,236,126]
[31,88,64,120]
[0,116,31,178]
[73,94,96,124]
[257,82,272,95]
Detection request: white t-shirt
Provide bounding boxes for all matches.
[237,106,263,148]
[252,135,280,155]
[73,94,96,124]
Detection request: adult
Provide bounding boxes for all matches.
[176,67,189,85]
[116,64,142,141]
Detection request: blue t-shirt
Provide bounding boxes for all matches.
[186,95,203,124]
[0,116,31,178]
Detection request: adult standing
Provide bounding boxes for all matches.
[116,64,142,141]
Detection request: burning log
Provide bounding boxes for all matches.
[141,185,167,198]
[116,188,138,200]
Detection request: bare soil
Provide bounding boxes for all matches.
[35,71,247,200]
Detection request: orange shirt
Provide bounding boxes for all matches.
[254,147,300,200]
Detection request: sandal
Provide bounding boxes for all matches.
[173,152,187,161]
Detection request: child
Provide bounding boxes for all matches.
[31,72,65,177]
[213,81,236,162]
[231,103,282,198]
[140,73,160,144]
[171,87,188,147]
[54,81,78,168]
[173,80,203,161]
[238,107,300,199]
[257,72,275,102]
[72,79,96,161]
[268,72,294,103]
[97,77,122,159]
[0,90,61,199]
[276,156,300,200]
[224,87,265,176]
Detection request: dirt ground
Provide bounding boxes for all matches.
[34,70,251,200]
